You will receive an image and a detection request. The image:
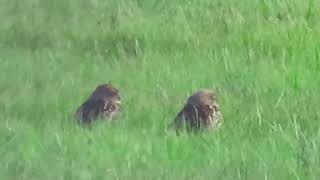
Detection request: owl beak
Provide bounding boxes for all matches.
[114,100,121,105]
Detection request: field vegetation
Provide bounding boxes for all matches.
[1,0,320,179]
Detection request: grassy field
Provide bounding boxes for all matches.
[1,0,320,179]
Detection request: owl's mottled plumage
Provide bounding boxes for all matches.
[75,84,121,124]
[170,90,222,134]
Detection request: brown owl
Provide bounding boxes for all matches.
[169,90,222,134]
[75,84,121,124]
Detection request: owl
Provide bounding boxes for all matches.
[75,84,121,124]
[169,90,222,134]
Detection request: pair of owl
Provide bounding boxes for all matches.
[75,84,222,133]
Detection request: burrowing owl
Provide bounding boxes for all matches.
[75,84,121,124]
[170,90,222,134]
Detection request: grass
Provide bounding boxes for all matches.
[1,0,320,179]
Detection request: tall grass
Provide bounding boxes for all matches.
[1,0,320,179]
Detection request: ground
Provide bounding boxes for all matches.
[1,0,320,179]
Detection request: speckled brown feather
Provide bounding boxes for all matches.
[75,84,121,124]
[170,90,222,134]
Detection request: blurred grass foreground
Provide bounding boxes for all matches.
[1,0,320,179]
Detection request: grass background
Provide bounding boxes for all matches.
[1,0,320,179]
